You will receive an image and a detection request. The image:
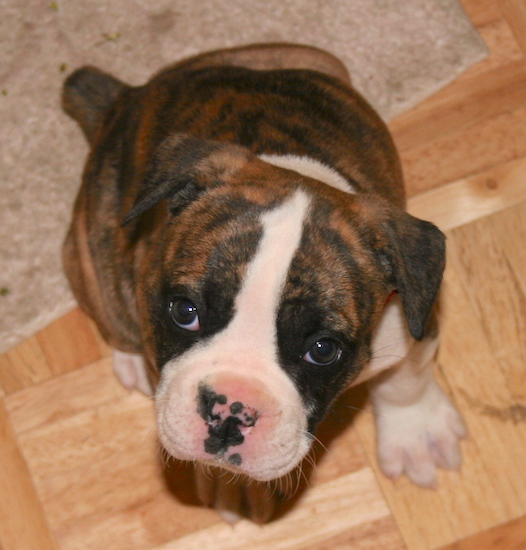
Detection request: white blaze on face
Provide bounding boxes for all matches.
[222,189,312,354]
[156,189,314,481]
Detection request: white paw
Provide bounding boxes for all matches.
[374,382,467,488]
[113,349,153,396]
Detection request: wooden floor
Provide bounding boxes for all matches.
[2,0,526,548]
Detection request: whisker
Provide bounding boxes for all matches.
[308,432,329,455]
[270,477,280,499]
[339,403,381,418]
[371,340,406,355]
[142,426,158,445]
[158,444,170,468]
[297,465,310,494]
[305,451,317,471]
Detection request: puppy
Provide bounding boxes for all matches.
[62,43,466,523]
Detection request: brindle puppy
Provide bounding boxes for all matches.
[62,43,466,523]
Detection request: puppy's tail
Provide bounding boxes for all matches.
[62,67,129,144]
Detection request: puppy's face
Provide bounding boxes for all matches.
[128,135,445,481]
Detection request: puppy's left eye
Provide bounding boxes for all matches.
[169,298,200,331]
[303,338,342,366]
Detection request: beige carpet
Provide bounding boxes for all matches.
[0,0,487,354]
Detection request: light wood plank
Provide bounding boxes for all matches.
[407,155,526,231]
[457,15,523,79]
[0,335,52,394]
[440,236,526,514]
[301,518,407,550]
[449,207,526,396]
[437,514,526,550]
[300,516,406,550]
[17,391,158,530]
[492,201,526,294]
[55,487,219,550]
[36,307,102,376]
[0,399,58,550]
[500,0,526,55]
[5,356,128,434]
[390,60,526,152]
[460,0,502,26]
[56,471,404,550]
[401,105,526,197]
[152,468,397,550]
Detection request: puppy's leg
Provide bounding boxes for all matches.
[370,331,467,488]
[113,349,153,397]
[195,464,277,524]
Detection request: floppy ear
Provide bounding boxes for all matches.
[62,66,129,144]
[122,134,251,225]
[372,204,446,341]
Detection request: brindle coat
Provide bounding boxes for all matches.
[62,43,445,521]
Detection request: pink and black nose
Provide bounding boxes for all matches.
[197,383,260,467]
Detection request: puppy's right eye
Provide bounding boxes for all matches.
[303,338,342,366]
[169,298,200,331]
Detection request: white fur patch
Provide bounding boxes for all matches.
[369,332,467,488]
[224,188,311,350]
[156,189,313,480]
[259,154,356,194]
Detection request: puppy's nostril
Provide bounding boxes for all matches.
[242,411,258,427]
[197,383,227,422]
[196,383,261,457]
[204,415,245,455]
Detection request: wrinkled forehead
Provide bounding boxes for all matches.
[283,205,382,334]
[160,189,268,287]
[160,185,379,332]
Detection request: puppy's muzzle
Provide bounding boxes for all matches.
[157,367,310,481]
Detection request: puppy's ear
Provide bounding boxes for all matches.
[122,134,251,225]
[363,199,446,341]
[62,66,129,144]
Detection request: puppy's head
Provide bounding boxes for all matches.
[125,134,445,481]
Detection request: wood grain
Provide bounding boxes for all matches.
[500,0,526,55]
[390,61,526,154]
[36,308,103,376]
[438,515,526,550]
[407,156,526,230]
[0,335,52,395]
[0,399,58,550]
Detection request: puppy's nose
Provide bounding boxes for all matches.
[197,383,260,458]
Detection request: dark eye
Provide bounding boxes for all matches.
[303,338,342,366]
[169,298,200,331]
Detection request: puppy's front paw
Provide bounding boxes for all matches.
[112,349,153,396]
[374,381,467,488]
[195,464,279,524]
